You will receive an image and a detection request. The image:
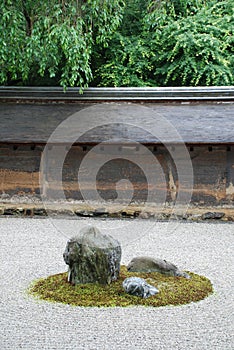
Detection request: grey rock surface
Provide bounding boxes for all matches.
[63,225,121,284]
[0,218,233,350]
[201,212,225,220]
[127,256,190,279]
[123,277,159,298]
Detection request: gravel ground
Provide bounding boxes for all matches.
[0,217,233,350]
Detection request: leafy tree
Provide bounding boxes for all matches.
[0,0,125,89]
[0,0,233,88]
[94,33,154,87]
[96,0,234,87]
[93,0,152,87]
[144,0,234,86]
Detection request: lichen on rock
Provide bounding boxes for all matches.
[63,225,121,285]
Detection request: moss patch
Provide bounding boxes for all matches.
[28,266,213,307]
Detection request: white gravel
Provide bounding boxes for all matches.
[0,217,233,350]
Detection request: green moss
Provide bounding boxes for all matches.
[28,266,213,307]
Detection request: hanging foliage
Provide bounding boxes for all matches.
[0,0,125,89]
[0,0,233,88]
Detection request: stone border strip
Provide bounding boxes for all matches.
[0,203,233,221]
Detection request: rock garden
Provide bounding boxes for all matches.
[28,225,213,307]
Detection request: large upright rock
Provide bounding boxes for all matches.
[63,226,121,285]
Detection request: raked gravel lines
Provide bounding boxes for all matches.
[0,217,233,350]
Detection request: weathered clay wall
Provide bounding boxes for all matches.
[0,143,233,206]
[0,144,41,195]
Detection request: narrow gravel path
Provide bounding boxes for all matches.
[0,217,233,350]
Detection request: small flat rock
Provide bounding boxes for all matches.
[127,256,190,279]
[123,277,159,298]
[201,212,225,220]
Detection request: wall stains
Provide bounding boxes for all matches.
[0,143,233,206]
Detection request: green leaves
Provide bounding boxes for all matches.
[147,1,234,86]
[95,0,234,87]
[95,34,154,87]
[86,0,125,45]
[0,0,125,89]
[0,0,233,88]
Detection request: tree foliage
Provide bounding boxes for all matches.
[0,0,125,89]
[93,0,152,87]
[0,0,233,88]
[97,0,234,87]
[144,0,234,86]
